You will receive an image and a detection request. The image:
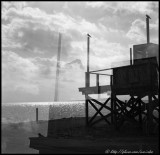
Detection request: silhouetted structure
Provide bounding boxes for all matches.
[29,15,159,153]
[79,15,159,133]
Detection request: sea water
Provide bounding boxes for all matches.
[2,99,158,124]
[2,101,86,124]
[2,100,158,153]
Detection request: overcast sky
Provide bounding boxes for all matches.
[2,1,159,103]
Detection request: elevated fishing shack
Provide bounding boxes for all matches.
[79,15,159,133]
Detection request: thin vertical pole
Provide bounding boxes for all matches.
[138,98,142,129]
[36,108,38,123]
[85,73,89,126]
[85,95,89,126]
[54,33,62,101]
[85,34,91,127]
[146,15,151,44]
[86,34,91,87]
[96,74,100,99]
[110,75,114,124]
[96,74,99,87]
[87,34,91,73]
[147,94,153,134]
[113,93,117,129]
[130,48,132,65]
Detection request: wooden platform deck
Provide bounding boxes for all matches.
[79,85,158,96]
[79,85,111,95]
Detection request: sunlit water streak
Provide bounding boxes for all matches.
[2,101,86,124]
[2,100,158,124]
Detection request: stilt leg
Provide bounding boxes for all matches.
[85,95,89,126]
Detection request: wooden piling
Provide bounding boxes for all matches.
[110,75,114,124]
[96,74,100,99]
[147,94,153,134]
[130,48,132,65]
[36,108,38,123]
[85,95,89,126]
[138,98,142,129]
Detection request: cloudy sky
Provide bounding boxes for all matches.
[2,1,159,103]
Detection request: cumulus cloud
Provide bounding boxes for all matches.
[86,2,158,15]
[126,19,146,43]
[2,51,39,95]
[86,2,105,8]
[126,17,159,44]
[113,2,158,14]
[65,59,84,70]
[2,5,72,59]
[2,2,159,102]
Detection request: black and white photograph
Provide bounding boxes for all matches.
[2,1,159,154]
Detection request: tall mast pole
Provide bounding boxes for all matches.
[85,34,91,126]
[87,34,91,73]
[54,33,62,101]
[86,34,91,87]
[146,15,151,44]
